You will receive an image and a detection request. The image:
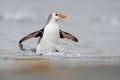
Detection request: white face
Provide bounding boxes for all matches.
[52,12,67,20]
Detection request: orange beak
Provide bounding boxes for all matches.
[57,13,67,18]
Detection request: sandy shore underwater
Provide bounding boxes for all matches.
[0,57,120,80]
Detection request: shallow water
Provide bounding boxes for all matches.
[0,57,120,80]
[0,0,120,80]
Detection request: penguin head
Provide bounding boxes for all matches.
[52,11,67,20]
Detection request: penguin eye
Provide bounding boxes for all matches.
[55,14,58,16]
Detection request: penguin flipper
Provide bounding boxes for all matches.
[19,29,43,50]
[60,30,78,42]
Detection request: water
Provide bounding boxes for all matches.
[0,0,120,80]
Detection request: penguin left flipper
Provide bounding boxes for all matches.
[60,30,78,42]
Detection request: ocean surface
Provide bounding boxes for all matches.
[0,0,120,80]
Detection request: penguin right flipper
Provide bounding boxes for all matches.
[19,29,43,51]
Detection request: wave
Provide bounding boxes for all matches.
[0,12,39,22]
[81,15,120,26]
[0,12,119,26]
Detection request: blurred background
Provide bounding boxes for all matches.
[0,0,120,80]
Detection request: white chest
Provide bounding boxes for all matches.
[42,22,60,42]
[36,22,60,53]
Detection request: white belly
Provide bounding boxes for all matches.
[36,23,60,53]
